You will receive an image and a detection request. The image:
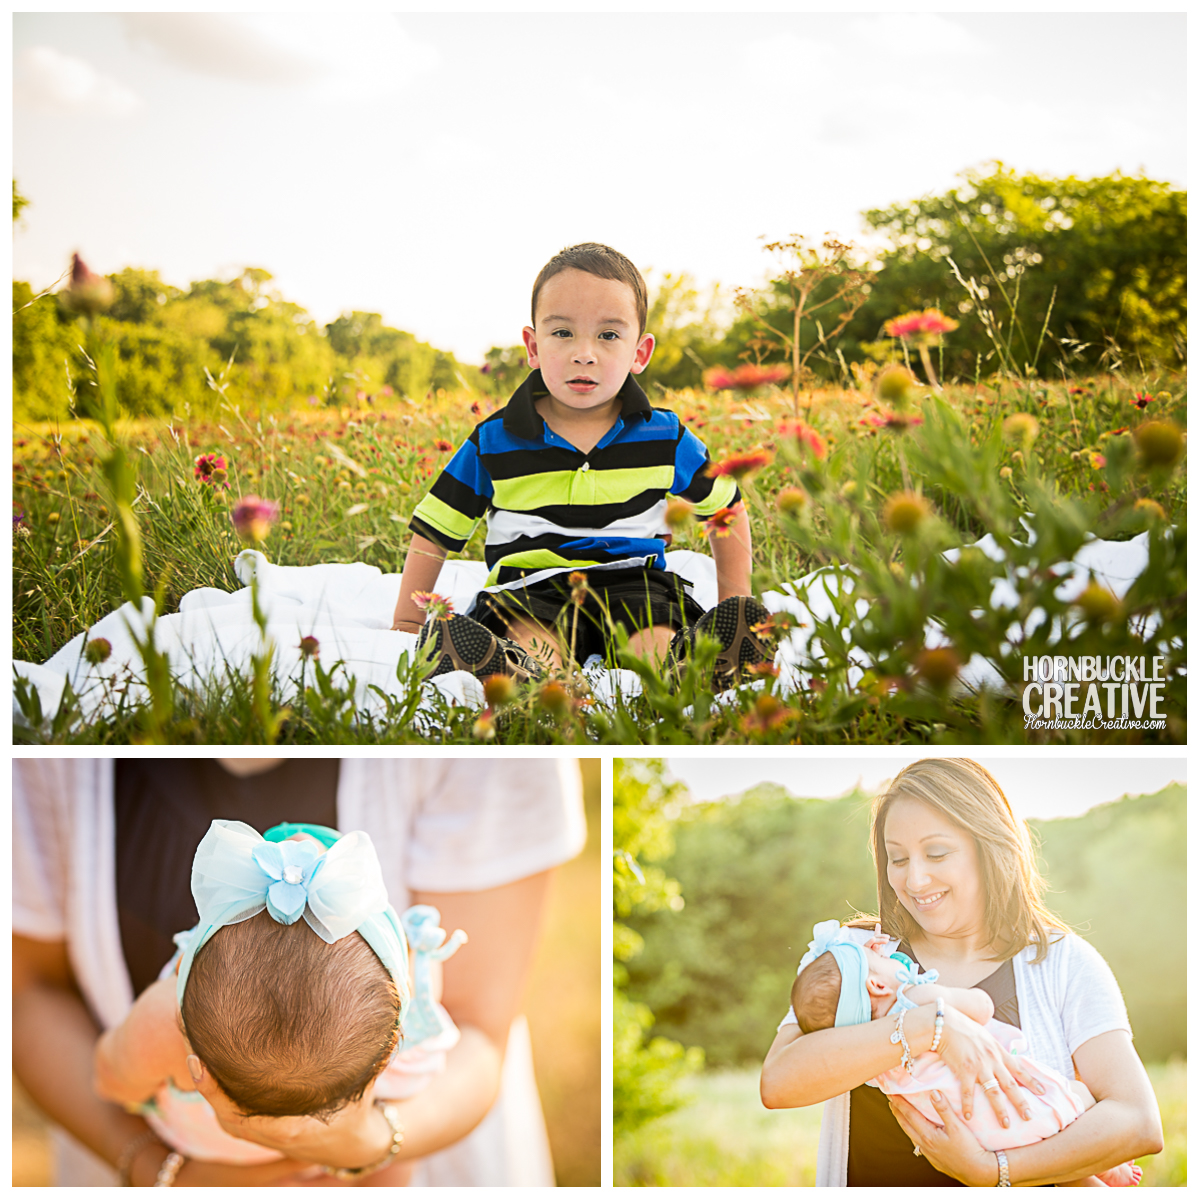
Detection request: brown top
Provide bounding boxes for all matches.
[114,760,339,996]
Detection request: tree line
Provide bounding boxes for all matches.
[624,777,1185,1067]
[13,164,1185,422]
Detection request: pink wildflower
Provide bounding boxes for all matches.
[194,453,228,486]
[776,421,828,460]
[231,495,279,543]
[704,363,790,391]
[1132,392,1154,411]
[702,505,741,538]
[708,449,774,481]
[884,309,959,341]
[413,591,454,620]
[865,410,925,432]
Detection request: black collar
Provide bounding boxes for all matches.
[502,369,653,441]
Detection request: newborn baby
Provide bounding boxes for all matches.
[94,821,464,1185]
[790,921,1141,1187]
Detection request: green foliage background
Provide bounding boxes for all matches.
[13,267,476,422]
[624,778,1185,1067]
[14,165,1185,417]
[701,165,1186,386]
[614,759,703,1137]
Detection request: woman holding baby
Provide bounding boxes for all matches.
[761,757,1162,1186]
[13,758,586,1186]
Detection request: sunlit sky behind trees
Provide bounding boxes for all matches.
[664,756,1186,821]
[13,12,1185,361]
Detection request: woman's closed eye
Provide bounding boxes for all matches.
[889,851,949,867]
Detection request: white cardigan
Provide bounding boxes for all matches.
[13,758,587,1187]
[813,932,1133,1185]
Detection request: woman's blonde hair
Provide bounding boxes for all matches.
[868,758,1064,964]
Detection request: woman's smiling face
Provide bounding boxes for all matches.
[884,795,986,942]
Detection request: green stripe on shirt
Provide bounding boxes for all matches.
[689,474,739,517]
[410,491,481,543]
[485,549,606,587]
[492,464,676,512]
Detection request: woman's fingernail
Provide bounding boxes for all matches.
[1002,1115,1010,1128]
[186,1054,203,1084]
[931,1091,942,1103]
[1023,1109,1032,1121]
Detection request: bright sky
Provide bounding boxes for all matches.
[664,756,1187,822]
[13,13,1186,363]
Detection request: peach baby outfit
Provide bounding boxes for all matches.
[871,1015,1087,1151]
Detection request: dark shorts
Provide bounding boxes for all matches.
[467,566,706,666]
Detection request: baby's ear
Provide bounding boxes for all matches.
[865,976,890,996]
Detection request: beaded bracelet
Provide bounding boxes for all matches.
[890,1006,916,1074]
[153,1151,186,1187]
[930,996,946,1054]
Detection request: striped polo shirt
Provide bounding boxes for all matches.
[410,370,740,590]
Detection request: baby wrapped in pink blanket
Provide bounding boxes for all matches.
[791,921,1141,1187]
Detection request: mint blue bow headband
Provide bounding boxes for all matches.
[797,920,873,1027]
[797,920,930,1027]
[176,820,410,1027]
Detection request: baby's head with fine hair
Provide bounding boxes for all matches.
[791,950,842,1033]
[180,910,400,1119]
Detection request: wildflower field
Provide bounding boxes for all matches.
[13,362,1186,745]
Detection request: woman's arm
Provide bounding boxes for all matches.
[14,934,339,1187]
[763,1000,1036,1123]
[762,1003,941,1108]
[890,1030,1163,1185]
[902,982,994,1026]
[94,976,191,1107]
[395,871,552,1155]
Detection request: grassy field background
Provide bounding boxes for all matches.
[13,369,1186,745]
[615,1060,1186,1186]
[12,759,600,1186]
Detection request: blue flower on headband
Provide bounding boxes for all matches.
[252,838,323,924]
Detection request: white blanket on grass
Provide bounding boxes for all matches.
[12,536,1153,733]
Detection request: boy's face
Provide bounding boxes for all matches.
[523,269,654,419]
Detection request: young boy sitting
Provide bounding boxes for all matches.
[391,242,775,687]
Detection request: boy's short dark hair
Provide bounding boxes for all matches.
[791,950,842,1034]
[181,910,400,1119]
[531,243,648,335]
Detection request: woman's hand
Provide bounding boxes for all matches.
[128,1141,354,1187]
[189,1058,392,1170]
[888,1091,999,1186]
[933,1004,1043,1127]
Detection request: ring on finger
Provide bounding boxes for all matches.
[981,1078,1001,1092]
